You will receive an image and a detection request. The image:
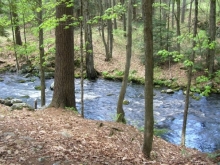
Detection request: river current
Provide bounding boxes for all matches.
[0,73,219,153]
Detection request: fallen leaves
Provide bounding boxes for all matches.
[0,104,216,164]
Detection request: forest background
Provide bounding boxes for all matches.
[0,0,220,164]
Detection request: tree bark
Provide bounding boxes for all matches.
[37,0,45,107]
[49,0,76,109]
[116,0,132,124]
[181,0,187,23]
[207,0,216,75]
[80,0,84,118]
[142,0,154,158]
[181,0,198,146]
[176,0,181,53]
[83,0,97,80]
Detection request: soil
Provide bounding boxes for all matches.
[0,55,219,164]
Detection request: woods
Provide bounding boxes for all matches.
[0,0,220,163]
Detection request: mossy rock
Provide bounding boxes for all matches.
[123,100,129,105]
[192,95,201,100]
[17,79,26,83]
[35,86,41,90]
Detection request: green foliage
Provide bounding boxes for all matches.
[65,106,77,112]
[114,70,124,76]
[102,71,109,77]
[157,50,184,63]
[138,126,167,137]
[196,75,209,84]
[183,60,193,67]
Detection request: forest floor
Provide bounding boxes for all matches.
[0,51,220,164]
[0,105,217,165]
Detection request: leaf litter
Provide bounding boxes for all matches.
[0,104,216,165]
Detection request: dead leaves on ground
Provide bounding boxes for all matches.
[0,105,216,164]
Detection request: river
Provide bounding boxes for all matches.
[0,73,219,153]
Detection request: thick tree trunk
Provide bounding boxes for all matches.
[49,0,76,109]
[142,0,154,158]
[83,0,97,80]
[181,0,198,146]
[207,0,216,75]
[12,12,22,46]
[116,0,132,124]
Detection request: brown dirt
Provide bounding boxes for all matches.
[0,105,216,165]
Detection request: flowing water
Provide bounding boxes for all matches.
[0,73,220,153]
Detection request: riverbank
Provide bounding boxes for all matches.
[0,104,217,164]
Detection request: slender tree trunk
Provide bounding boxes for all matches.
[9,3,19,72]
[121,0,126,37]
[37,0,45,107]
[113,0,117,29]
[22,13,28,61]
[132,0,137,20]
[83,0,97,80]
[80,0,84,118]
[165,0,171,51]
[116,0,132,124]
[100,0,110,61]
[181,0,187,23]
[181,0,198,146]
[188,0,194,32]
[176,0,181,53]
[108,0,113,58]
[49,0,76,109]
[142,0,154,158]
[207,0,216,75]
[172,0,175,29]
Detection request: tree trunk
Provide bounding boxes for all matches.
[181,0,198,146]
[100,0,110,61]
[207,0,216,76]
[171,0,175,29]
[12,11,22,46]
[121,0,126,37]
[181,0,187,23]
[9,2,19,72]
[132,0,137,20]
[176,0,181,53]
[142,0,154,158]
[49,0,76,109]
[113,0,117,29]
[116,0,132,124]
[37,0,45,107]
[188,0,194,33]
[80,0,84,118]
[107,0,113,58]
[83,0,97,80]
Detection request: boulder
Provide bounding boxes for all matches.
[166,89,174,94]
[10,103,34,111]
[11,99,23,104]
